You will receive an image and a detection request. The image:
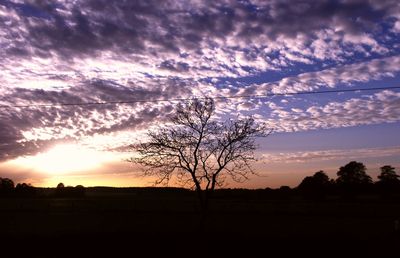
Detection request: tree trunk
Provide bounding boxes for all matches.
[193,188,211,232]
[195,188,206,212]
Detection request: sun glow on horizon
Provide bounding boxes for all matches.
[12,144,117,175]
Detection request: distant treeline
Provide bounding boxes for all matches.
[0,181,86,198]
[1,161,399,199]
[294,161,400,198]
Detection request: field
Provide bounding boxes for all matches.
[1,187,400,257]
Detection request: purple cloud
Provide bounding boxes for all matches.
[0,0,399,162]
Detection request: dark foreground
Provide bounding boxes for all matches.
[1,187,400,257]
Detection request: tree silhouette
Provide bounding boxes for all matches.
[377,165,400,195]
[299,171,330,188]
[378,165,399,183]
[336,161,372,185]
[15,183,36,197]
[55,182,65,197]
[75,185,86,197]
[336,161,372,195]
[0,177,15,195]
[129,98,270,210]
[298,170,331,199]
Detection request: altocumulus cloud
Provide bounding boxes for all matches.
[0,0,400,161]
[262,146,400,163]
[259,90,400,132]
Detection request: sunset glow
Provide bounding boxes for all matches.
[12,144,116,175]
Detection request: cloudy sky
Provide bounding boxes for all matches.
[0,0,399,188]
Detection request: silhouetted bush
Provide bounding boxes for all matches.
[275,186,292,199]
[15,183,36,197]
[55,183,86,198]
[74,185,86,197]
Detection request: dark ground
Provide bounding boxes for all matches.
[1,187,400,257]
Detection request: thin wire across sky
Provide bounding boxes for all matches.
[1,86,400,109]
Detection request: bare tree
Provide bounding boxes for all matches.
[129,98,270,211]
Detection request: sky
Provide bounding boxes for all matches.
[0,0,400,188]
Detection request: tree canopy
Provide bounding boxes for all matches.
[336,161,372,185]
[130,98,270,209]
[298,170,331,189]
[378,165,399,183]
[0,177,15,194]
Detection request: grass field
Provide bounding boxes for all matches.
[1,188,400,257]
